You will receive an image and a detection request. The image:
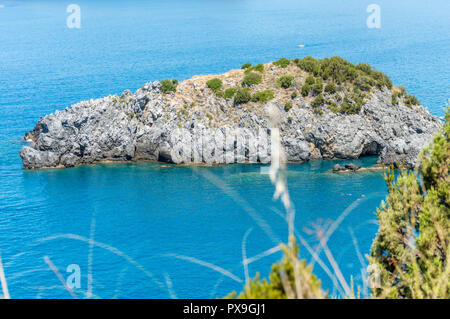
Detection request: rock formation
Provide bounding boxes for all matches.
[20,58,442,169]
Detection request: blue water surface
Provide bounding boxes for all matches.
[0,0,448,298]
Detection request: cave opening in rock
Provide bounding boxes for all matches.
[360,141,382,157]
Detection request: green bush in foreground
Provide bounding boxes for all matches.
[241,62,252,69]
[284,102,292,111]
[370,105,450,299]
[252,90,274,103]
[234,87,252,105]
[226,238,326,299]
[206,78,223,93]
[277,75,295,89]
[160,79,178,93]
[242,72,262,86]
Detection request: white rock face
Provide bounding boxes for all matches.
[20,80,441,169]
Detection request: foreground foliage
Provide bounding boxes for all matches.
[369,105,449,299]
[226,238,326,299]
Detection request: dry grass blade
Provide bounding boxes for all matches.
[0,252,10,299]
[166,253,243,283]
[87,212,96,298]
[242,228,253,285]
[43,256,78,299]
[40,233,166,293]
[164,273,177,299]
[192,167,281,244]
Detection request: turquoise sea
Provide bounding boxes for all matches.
[0,0,448,298]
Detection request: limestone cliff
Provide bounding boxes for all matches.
[20,57,442,169]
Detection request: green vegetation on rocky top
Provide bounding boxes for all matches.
[160,79,178,93]
[197,57,421,115]
[206,78,223,93]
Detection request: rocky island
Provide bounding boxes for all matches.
[20,57,441,169]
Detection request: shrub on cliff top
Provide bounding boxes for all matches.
[273,57,290,68]
[242,72,262,87]
[355,75,375,92]
[252,90,274,103]
[241,62,252,69]
[391,95,399,105]
[392,86,420,107]
[404,94,421,107]
[295,56,321,74]
[160,79,178,93]
[234,87,252,105]
[295,56,393,91]
[224,87,238,99]
[206,78,223,93]
[327,100,340,113]
[301,84,310,96]
[311,94,325,107]
[311,77,323,95]
[252,64,265,72]
[340,97,361,114]
[374,71,393,90]
[324,82,337,94]
[245,64,265,74]
[291,91,298,99]
[277,75,295,89]
[305,75,315,86]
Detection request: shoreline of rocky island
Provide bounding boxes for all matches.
[20,57,442,170]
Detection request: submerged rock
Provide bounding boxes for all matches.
[20,60,442,169]
[345,164,361,171]
[332,163,362,172]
